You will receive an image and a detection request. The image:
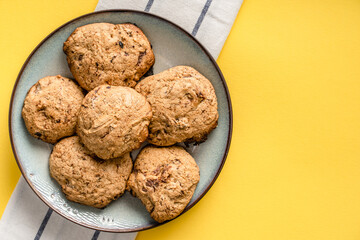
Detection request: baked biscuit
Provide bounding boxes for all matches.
[135,66,218,146]
[77,85,152,159]
[22,75,84,144]
[127,145,200,223]
[63,23,155,91]
[49,136,132,208]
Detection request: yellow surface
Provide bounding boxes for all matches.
[1,0,360,239]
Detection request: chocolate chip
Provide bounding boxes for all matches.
[145,180,152,187]
[153,167,161,175]
[78,54,83,61]
[136,51,146,66]
[106,86,111,89]
[34,132,42,137]
[145,179,159,188]
[119,41,124,48]
[185,93,194,100]
[95,62,99,67]
[196,92,205,101]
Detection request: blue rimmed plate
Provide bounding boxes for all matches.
[9,10,232,232]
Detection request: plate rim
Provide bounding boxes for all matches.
[8,9,233,233]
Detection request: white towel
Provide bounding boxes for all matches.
[0,0,242,239]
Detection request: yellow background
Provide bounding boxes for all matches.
[1,0,360,239]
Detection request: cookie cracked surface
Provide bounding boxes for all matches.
[77,85,152,159]
[22,75,84,144]
[49,136,133,208]
[63,23,155,91]
[135,66,218,146]
[127,145,200,223]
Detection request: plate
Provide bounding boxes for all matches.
[9,10,232,232]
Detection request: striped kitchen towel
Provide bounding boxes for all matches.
[0,0,243,239]
[95,0,243,59]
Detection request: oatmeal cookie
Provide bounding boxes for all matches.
[135,66,218,146]
[49,136,132,208]
[63,23,155,91]
[77,85,152,159]
[127,145,200,223]
[22,75,84,144]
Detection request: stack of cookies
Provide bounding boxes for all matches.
[22,23,218,223]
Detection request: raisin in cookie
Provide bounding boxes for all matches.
[63,23,155,91]
[135,66,218,146]
[22,75,84,144]
[49,136,132,208]
[77,85,152,159]
[127,145,200,223]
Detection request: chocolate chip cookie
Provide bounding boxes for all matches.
[135,66,218,146]
[49,136,133,208]
[63,23,155,91]
[127,145,200,223]
[22,75,84,144]
[77,85,152,159]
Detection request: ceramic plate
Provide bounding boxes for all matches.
[9,10,232,232]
